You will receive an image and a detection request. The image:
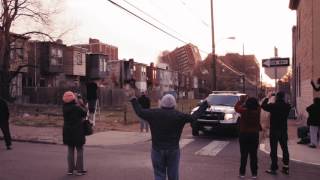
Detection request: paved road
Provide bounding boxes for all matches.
[1,133,319,180]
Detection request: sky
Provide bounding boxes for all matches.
[16,0,297,84]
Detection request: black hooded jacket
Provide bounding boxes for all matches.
[261,98,291,132]
[131,98,208,150]
[306,98,320,126]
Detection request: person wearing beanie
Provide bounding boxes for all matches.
[261,91,291,175]
[62,91,88,176]
[235,96,261,179]
[130,93,208,180]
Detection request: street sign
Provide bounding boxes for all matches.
[264,67,288,79]
[262,58,290,68]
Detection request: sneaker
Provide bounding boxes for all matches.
[75,172,84,176]
[239,174,245,178]
[309,144,316,148]
[281,167,289,175]
[67,171,73,175]
[79,170,87,174]
[75,170,87,176]
[251,176,257,179]
[265,169,277,175]
[6,146,12,150]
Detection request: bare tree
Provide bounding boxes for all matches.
[0,0,60,100]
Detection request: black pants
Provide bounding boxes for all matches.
[0,122,12,147]
[239,132,259,175]
[269,131,289,170]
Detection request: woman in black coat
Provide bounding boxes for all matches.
[62,91,87,176]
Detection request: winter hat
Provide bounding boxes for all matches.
[160,94,176,108]
[62,91,76,103]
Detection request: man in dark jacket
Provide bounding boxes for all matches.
[137,92,151,132]
[86,80,98,125]
[306,97,320,148]
[261,91,291,175]
[0,97,12,150]
[86,80,98,113]
[130,94,208,180]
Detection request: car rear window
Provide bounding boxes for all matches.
[207,95,239,106]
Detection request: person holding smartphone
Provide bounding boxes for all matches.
[235,95,261,179]
[261,91,291,175]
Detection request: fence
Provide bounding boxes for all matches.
[22,87,127,108]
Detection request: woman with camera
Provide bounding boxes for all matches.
[62,91,88,176]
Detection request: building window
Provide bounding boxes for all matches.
[50,58,62,65]
[75,51,82,65]
[99,57,104,72]
[99,57,107,72]
[51,48,56,56]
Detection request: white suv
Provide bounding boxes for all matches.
[191,91,246,136]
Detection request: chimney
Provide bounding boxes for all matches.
[56,39,63,44]
[89,38,100,44]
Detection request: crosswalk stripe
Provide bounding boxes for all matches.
[179,139,194,149]
[195,141,229,156]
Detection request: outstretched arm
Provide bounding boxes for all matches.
[311,80,320,91]
[130,98,153,121]
[261,98,273,112]
[184,100,209,123]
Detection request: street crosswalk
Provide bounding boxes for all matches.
[179,138,230,157]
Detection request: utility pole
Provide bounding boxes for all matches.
[211,0,216,91]
[274,46,278,91]
[242,43,245,93]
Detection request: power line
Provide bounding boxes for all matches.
[106,0,188,44]
[176,0,209,28]
[121,0,188,41]
[106,0,251,85]
[217,58,256,86]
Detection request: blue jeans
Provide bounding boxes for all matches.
[151,148,180,180]
[140,118,149,132]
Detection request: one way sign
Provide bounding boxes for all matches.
[262,58,290,68]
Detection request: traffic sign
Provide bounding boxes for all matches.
[262,58,290,68]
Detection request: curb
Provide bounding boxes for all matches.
[0,137,59,145]
[259,140,320,166]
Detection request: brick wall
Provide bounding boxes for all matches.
[295,0,314,121]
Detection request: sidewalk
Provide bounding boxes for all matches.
[0,124,151,146]
[260,119,320,166]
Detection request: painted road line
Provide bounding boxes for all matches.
[180,139,194,149]
[195,141,229,156]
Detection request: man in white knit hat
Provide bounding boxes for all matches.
[130,93,208,180]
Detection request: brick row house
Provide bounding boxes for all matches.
[289,0,320,120]
[22,38,116,103]
[2,31,262,103]
[0,32,30,100]
[158,43,202,98]
[193,53,260,98]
